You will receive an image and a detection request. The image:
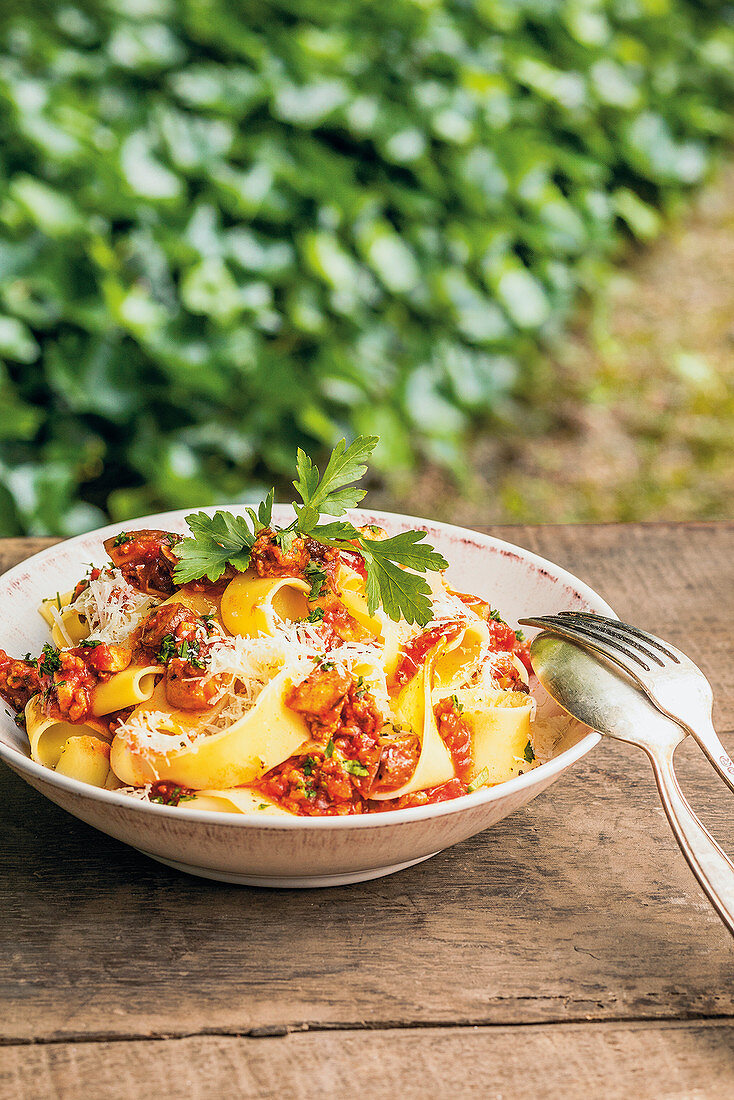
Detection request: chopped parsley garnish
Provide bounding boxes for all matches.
[113,532,133,547]
[354,676,367,697]
[344,759,369,777]
[307,607,325,623]
[157,634,178,664]
[200,614,218,634]
[158,634,206,669]
[317,659,335,671]
[257,803,269,811]
[305,561,327,599]
[37,644,62,677]
[150,786,195,806]
[78,639,102,648]
[489,608,505,623]
[450,694,464,712]
[325,739,335,759]
[172,437,447,625]
[524,741,535,763]
[467,767,491,793]
[515,628,526,643]
[302,756,316,777]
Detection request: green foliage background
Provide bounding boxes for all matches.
[1,0,733,535]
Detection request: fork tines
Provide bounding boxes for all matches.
[517,612,680,673]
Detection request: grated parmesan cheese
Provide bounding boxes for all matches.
[206,625,389,718]
[48,604,74,647]
[115,709,197,760]
[68,568,158,644]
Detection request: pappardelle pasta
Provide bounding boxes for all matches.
[0,437,545,817]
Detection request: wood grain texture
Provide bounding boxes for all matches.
[1,526,733,1090]
[2,1020,733,1100]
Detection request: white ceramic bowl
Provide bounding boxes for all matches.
[0,507,612,887]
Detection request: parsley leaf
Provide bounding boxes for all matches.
[312,525,447,626]
[157,634,206,669]
[524,741,536,763]
[359,531,447,626]
[169,435,447,625]
[293,435,377,532]
[174,510,257,583]
[157,634,178,664]
[244,488,274,533]
[274,527,297,552]
[302,756,316,776]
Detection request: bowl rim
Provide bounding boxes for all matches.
[0,504,610,831]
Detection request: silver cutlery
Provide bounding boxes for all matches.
[520,612,734,795]
[523,628,734,937]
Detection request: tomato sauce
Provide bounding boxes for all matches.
[449,588,532,672]
[376,777,468,811]
[103,529,181,596]
[392,621,463,688]
[263,666,424,815]
[149,780,195,806]
[44,643,129,723]
[0,651,41,712]
[434,697,473,780]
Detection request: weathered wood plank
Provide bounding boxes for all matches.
[1,730,732,1042]
[2,1020,733,1100]
[1,527,733,1045]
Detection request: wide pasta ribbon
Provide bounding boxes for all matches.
[372,642,456,800]
[24,696,118,789]
[180,788,292,816]
[220,569,310,637]
[109,669,311,789]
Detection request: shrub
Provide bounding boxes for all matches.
[1,0,733,534]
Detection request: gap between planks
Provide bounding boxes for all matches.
[2,1018,734,1100]
[4,1011,734,1049]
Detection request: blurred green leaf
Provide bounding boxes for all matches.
[0,0,731,534]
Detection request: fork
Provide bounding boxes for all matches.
[518,612,734,795]
[526,630,734,936]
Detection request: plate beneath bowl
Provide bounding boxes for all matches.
[0,506,611,887]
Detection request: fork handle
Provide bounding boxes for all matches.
[647,743,734,937]
[687,717,734,796]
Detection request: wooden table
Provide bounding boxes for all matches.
[1,525,733,1099]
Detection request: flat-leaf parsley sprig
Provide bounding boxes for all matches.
[173,436,448,624]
